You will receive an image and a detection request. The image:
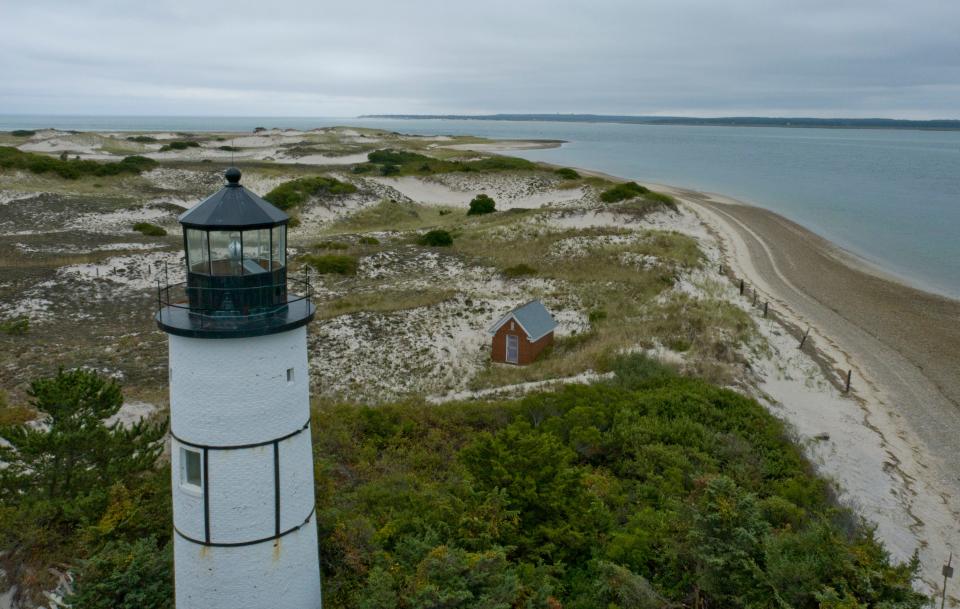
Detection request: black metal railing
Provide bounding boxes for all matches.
[156,277,314,333]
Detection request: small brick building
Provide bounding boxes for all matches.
[489,300,558,365]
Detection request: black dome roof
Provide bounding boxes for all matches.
[179,168,288,230]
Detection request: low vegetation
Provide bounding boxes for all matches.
[501,263,537,277]
[125,135,157,143]
[366,148,535,176]
[217,145,241,152]
[358,236,381,245]
[132,222,167,237]
[316,288,455,320]
[313,240,350,250]
[301,253,358,275]
[0,316,29,335]
[314,356,926,609]
[264,175,358,210]
[600,181,650,202]
[10,130,36,137]
[0,147,157,180]
[417,229,454,247]
[555,167,581,179]
[467,193,497,215]
[157,140,199,152]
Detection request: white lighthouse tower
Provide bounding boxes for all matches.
[156,167,322,609]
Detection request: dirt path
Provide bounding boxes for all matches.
[667,186,960,593]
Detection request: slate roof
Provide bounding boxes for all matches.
[489,300,558,342]
[179,168,288,230]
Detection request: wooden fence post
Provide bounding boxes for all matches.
[799,327,810,349]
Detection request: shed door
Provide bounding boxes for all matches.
[506,334,519,364]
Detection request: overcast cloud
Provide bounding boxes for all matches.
[1,0,958,118]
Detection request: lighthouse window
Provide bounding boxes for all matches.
[185,229,209,274]
[286,367,295,383]
[271,225,286,268]
[242,228,270,274]
[180,447,202,491]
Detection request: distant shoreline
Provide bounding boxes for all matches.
[361,113,960,132]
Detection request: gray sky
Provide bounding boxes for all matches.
[2,0,958,118]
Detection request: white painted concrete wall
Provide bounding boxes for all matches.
[168,326,321,609]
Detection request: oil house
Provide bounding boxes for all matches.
[489,300,558,365]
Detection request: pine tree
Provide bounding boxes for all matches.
[0,368,166,503]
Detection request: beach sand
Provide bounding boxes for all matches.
[665,185,960,593]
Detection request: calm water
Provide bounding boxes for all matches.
[3,115,959,298]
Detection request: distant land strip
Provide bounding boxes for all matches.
[360,113,960,131]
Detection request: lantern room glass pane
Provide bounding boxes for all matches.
[241,228,270,274]
[209,230,242,276]
[185,229,209,274]
[271,225,286,268]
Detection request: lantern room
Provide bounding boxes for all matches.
[156,167,314,338]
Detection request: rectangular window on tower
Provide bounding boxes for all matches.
[286,367,295,383]
[180,447,202,492]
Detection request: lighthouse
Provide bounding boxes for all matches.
[156,167,322,609]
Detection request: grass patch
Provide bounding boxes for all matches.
[0,147,157,180]
[158,140,200,152]
[316,288,455,319]
[0,316,29,335]
[358,236,380,245]
[312,240,350,250]
[600,181,650,202]
[132,222,167,237]
[10,130,35,137]
[365,148,536,176]
[501,263,537,277]
[125,135,157,143]
[263,175,358,210]
[555,167,581,179]
[300,254,358,275]
[330,200,456,233]
[417,229,454,247]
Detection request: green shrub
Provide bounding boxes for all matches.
[68,537,172,609]
[132,222,167,237]
[358,236,381,245]
[555,167,581,179]
[351,164,372,174]
[263,176,358,210]
[364,148,536,176]
[158,140,200,152]
[600,181,650,203]
[301,254,358,275]
[11,130,35,137]
[0,316,29,335]
[417,229,454,247]
[125,135,157,143]
[502,263,537,277]
[467,193,497,215]
[313,240,349,250]
[217,145,241,152]
[609,351,678,388]
[0,147,156,180]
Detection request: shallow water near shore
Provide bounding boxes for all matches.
[3,114,960,298]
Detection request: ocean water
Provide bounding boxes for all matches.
[2,115,959,298]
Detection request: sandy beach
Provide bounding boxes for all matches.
[663,185,960,595]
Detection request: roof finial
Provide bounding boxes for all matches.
[225,167,241,185]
